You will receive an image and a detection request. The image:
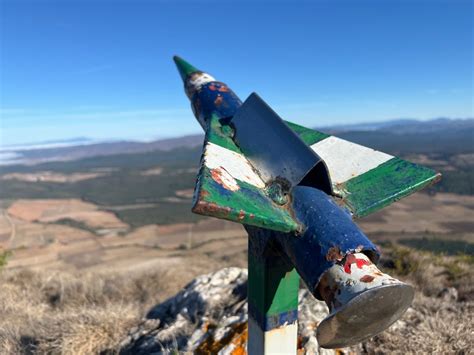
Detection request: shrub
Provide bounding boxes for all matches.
[0,250,11,270]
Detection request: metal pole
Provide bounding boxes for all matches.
[247,231,299,355]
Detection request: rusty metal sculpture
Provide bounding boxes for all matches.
[174,56,440,354]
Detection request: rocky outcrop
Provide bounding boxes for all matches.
[120,267,351,354]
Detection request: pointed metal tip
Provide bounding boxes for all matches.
[173,55,200,82]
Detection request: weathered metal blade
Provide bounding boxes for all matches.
[191,114,301,233]
[284,120,441,217]
[231,93,332,194]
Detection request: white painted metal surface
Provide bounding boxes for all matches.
[310,136,392,184]
[185,72,216,98]
[248,317,298,355]
[322,252,404,311]
[205,135,394,191]
[205,142,266,188]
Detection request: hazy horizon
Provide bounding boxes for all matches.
[0,116,472,150]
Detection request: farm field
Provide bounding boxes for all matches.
[0,191,472,273]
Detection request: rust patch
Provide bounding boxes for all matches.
[360,275,375,283]
[218,85,230,92]
[214,95,223,106]
[199,189,210,199]
[210,167,239,191]
[192,200,231,217]
[317,273,337,309]
[326,246,344,262]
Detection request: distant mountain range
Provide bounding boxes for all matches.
[321,118,474,134]
[0,135,203,165]
[1,118,472,166]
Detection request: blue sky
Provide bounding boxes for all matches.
[1,0,472,146]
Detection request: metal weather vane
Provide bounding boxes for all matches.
[173,56,441,353]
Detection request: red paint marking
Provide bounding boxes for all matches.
[360,275,375,283]
[343,254,371,274]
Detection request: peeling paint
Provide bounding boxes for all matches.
[185,72,216,99]
[214,95,224,106]
[211,167,240,191]
[319,252,407,312]
[192,165,299,232]
[193,200,232,218]
[326,246,343,262]
[275,186,379,299]
[317,252,415,348]
[205,142,265,189]
[341,157,441,217]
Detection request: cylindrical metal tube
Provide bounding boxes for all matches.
[316,252,414,348]
[274,186,380,297]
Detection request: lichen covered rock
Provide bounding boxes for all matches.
[120,267,350,354]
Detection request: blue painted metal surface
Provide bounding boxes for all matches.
[247,186,379,299]
[231,93,332,193]
[192,81,242,128]
[248,304,298,331]
[282,186,380,296]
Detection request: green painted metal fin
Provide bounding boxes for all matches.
[192,115,300,232]
[285,120,441,217]
[284,120,330,145]
[340,157,441,217]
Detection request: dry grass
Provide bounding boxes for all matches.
[0,245,472,354]
[364,292,473,353]
[0,267,186,354]
[364,245,474,353]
